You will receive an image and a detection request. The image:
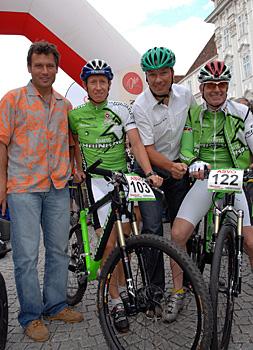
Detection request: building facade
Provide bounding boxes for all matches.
[206,0,253,100]
[179,0,253,103]
[178,35,217,104]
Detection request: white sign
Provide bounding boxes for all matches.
[125,174,156,201]
[208,169,244,193]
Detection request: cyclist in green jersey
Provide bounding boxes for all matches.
[164,60,253,323]
[68,59,162,333]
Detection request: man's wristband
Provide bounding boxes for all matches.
[145,171,157,178]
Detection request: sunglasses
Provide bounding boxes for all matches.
[204,81,228,90]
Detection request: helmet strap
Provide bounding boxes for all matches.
[87,91,110,104]
[150,90,170,105]
[146,69,174,105]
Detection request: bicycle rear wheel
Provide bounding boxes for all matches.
[98,234,213,350]
[0,272,8,350]
[67,225,87,306]
[210,224,236,350]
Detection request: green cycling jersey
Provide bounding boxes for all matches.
[180,101,253,169]
[68,100,136,171]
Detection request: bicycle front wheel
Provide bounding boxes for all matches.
[0,272,8,350]
[67,225,87,306]
[210,224,236,350]
[98,234,213,350]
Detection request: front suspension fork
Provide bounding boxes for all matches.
[116,211,137,309]
[235,210,244,296]
[116,210,150,313]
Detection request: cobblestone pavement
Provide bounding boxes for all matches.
[1,230,253,350]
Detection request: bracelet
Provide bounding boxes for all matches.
[145,171,157,178]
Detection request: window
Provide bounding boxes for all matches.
[223,27,230,49]
[227,63,234,84]
[242,54,252,79]
[238,14,246,37]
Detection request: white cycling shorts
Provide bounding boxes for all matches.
[88,178,129,229]
[177,179,251,227]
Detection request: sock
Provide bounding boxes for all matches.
[172,288,185,295]
[111,297,122,307]
[118,286,126,295]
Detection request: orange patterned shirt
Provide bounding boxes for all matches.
[0,81,72,193]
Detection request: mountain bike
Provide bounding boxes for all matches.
[0,271,8,350]
[187,168,253,350]
[208,168,253,350]
[67,160,213,349]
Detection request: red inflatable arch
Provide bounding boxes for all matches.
[0,0,143,99]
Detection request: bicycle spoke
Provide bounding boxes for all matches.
[98,235,213,349]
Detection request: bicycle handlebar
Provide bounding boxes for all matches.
[243,168,253,181]
[85,159,163,194]
[85,158,116,178]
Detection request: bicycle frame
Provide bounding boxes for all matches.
[71,172,150,310]
[189,178,248,293]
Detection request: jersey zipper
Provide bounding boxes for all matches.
[213,111,217,168]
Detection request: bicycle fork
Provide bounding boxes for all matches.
[115,210,150,315]
[235,210,244,296]
[214,205,244,296]
[115,211,136,314]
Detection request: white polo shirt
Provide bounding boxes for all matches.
[132,84,196,161]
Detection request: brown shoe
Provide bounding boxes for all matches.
[25,320,49,342]
[45,307,83,323]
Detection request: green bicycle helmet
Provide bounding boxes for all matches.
[141,47,176,72]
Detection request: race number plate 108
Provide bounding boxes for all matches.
[207,169,244,193]
[125,174,156,201]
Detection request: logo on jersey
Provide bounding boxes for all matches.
[103,112,112,125]
[101,109,124,142]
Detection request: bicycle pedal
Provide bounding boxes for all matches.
[145,304,163,319]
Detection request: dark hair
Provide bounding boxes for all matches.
[27,41,60,67]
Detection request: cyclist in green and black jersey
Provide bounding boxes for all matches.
[165,60,253,323]
[68,59,162,333]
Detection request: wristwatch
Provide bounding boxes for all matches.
[145,171,157,178]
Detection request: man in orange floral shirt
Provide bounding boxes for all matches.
[0,41,83,342]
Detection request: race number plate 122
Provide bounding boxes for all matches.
[208,169,244,193]
[125,174,156,201]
